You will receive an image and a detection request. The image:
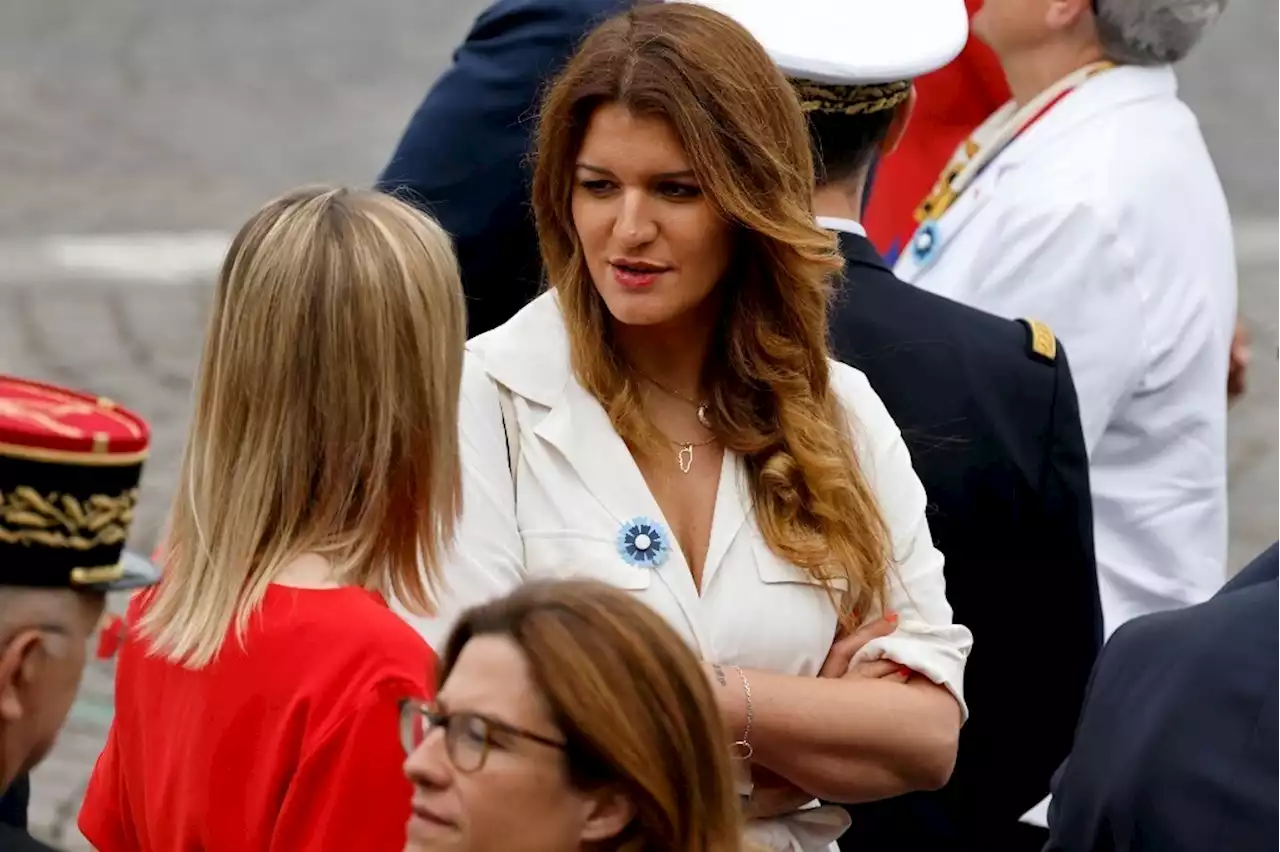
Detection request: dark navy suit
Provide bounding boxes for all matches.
[0,772,29,830]
[1045,543,1278,852]
[378,0,629,337]
[830,231,1101,852]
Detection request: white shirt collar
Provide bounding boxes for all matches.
[468,290,572,406]
[816,216,867,237]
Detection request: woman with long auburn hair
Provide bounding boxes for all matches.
[79,186,467,851]
[402,579,746,852]
[403,4,972,849]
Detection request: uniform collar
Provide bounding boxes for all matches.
[834,230,891,273]
[816,215,867,238]
[818,219,890,275]
[468,290,572,407]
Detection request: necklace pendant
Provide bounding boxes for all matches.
[696,403,711,429]
[677,443,694,474]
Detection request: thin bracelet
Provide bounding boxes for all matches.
[730,665,753,760]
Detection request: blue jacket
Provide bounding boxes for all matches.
[378,0,629,336]
[1047,543,1279,852]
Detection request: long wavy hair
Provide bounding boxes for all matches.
[140,187,467,667]
[531,3,891,617]
[439,579,746,852]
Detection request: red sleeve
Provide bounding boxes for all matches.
[270,680,420,852]
[78,725,139,852]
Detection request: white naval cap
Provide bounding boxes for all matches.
[681,0,970,86]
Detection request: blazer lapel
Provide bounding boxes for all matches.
[699,451,749,593]
[536,376,720,656]
[477,290,731,657]
[536,378,749,588]
[534,376,666,530]
[479,293,661,529]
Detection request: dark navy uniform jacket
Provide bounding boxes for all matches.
[830,231,1101,852]
[1046,542,1278,852]
[379,4,1103,847]
[0,772,27,829]
[379,0,630,337]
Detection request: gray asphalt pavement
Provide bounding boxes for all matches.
[0,1,1275,847]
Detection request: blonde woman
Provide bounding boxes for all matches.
[402,579,747,852]
[406,5,971,851]
[78,187,467,852]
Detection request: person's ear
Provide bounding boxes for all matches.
[1046,0,1092,31]
[880,86,918,156]
[578,785,636,844]
[0,630,46,724]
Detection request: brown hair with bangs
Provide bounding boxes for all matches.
[530,3,892,618]
[439,579,745,852]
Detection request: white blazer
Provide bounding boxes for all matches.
[400,292,973,851]
[895,65,1237,637]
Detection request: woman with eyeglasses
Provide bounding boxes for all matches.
[400,579,745,852]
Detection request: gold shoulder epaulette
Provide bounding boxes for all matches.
[1021,319,1057,363]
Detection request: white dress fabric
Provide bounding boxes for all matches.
[399,291,973,851]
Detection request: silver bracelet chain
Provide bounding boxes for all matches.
[730,665,753,760]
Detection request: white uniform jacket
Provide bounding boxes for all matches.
[895,64,1237,636]
[399,292,973,851]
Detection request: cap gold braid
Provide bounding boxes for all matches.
[792,79,912,116]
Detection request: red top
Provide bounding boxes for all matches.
[863,0,1011,259]
[79,585,435,852]
[0,374,149,459]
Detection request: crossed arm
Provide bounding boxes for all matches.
[710,617,963,811]
[409,359,971,809]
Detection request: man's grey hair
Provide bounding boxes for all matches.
[1095,0,1227,65]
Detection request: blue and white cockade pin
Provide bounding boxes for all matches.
[616,517,671,569]
[910,221,940,264]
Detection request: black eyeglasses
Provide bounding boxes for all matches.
[398,699,568,772]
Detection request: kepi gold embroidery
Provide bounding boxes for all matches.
[792,79,911,116]
[0,486,138,550]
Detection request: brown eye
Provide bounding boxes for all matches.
[658,182,701,199]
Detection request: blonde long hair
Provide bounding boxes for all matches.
[140,186,466,667]
[532,4,892,617]
[440,579,746,852]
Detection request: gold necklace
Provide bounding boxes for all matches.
[665,433,717,474]
[636,371,713,429]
